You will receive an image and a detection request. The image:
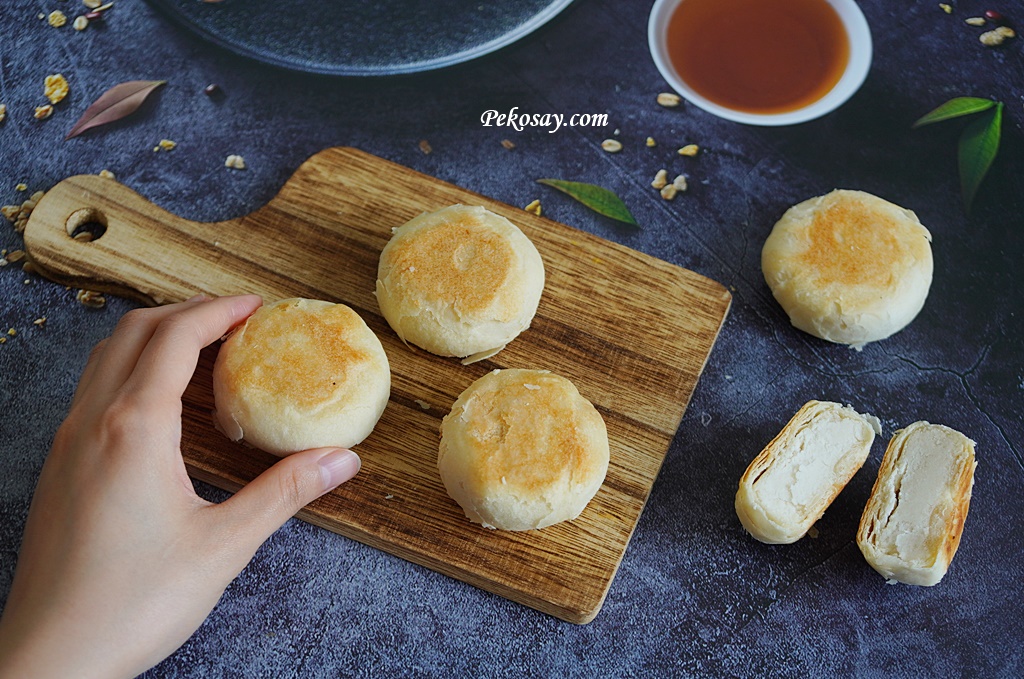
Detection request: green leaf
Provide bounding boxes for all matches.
[912,97,995,128]
[958,102,1002,212]
[536,179,638,227]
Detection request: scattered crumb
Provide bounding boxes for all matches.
[965,17,987,26]
[672,174,688,192]
[156,139,177,151]
[34,105,54,120]
[601,138,622,153]
[0,104,6,124]
[6,328,16,337]
[524,199,541,216]
[501,139,515,150]
[885,579,899,585]
[660,184,678,200]
[224,154,246,170]
[84,0,103,8]
[413,399,430,410]
[651,169,668,189]
[0,337,5,344]
[980,27,1013,45]
[33,317,46,328]
[73,15,89,31]
[939,3,952,13]
[98,169,115,179]
[15,183,26,192]
[657,92,681,108]
[418,139,432,154]
[996,26,1016,37]
[613,128,620,135]
[384,494,394,500]
[678,144,699,157]
[44,74,69,105]
[48,11,68,27]
[807,525,819,539]
[645,136,656,147]
[76,289,106,308]
[6,250,25,263]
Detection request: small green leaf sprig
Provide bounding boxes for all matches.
[536,179,639,227]
[913,97,1003,213]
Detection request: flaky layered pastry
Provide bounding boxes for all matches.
[438,369,608,531]
[376,204,545,362]
[857,422,976,586]
[213,298,391,456]
[762,189,933,349]
[736,400,878,544]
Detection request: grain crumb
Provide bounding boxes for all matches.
[6,328,16,337]
[44,74,69,104]
[33,317,47,328]
[84,0,103,7]
[501,139,515,150]
[651,169,668,190]
[73,15,89,31]
[157,139,177,151]
[677,144,699,157]
[76,289,106,308]
[418,139,432,154]
[657,92,681,107]
[34,105,54,120]
[980,28,1012,45]
[98,169,115,179]
[672,174,688,192]
[524,199,542,216]
[15,183,27,192]
[0,104,7,124]
[645,136,656,147]
[601,138,623,153]
[939,3,952,13]
[225,154,246,170]
[413,399,431,410]
[7,249,25,263]
[660,184,678,201]
[965,17,987,26]
[996,26,1016,37]
[48,11,68,27]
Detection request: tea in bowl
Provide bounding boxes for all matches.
[648,0,872,126]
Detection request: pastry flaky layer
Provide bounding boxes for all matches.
[857,422,976,586]
[736,400,878,544]
[438,369,609,531]
[212,298,391,456]
[376,204,545,362]
[762,189,934,349]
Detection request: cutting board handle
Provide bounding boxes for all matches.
[24,174,254,306]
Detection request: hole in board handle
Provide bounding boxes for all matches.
[66,208,108,243]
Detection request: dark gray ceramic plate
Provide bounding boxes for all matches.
[145,0,577,76]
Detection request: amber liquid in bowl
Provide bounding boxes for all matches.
[667,0,850,114]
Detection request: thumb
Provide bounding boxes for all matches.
[216,447,360,555]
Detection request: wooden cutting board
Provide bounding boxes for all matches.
[24,147,731,623]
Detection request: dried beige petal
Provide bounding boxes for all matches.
[501,139,515,150]
[44,74,69,105]
[965,17,987,26]
[48,11,67,27]
[524,199,542,216]
[74,16,89,31]
[98,169,115,179]
[660,184,678,201]
[657,92,681,107]
[645,137,656,147]
[651,169,668,190]
[418,139,432,154]
[34,105,54,120]
[672,174,689,191]
[678,144,699,157]
[601,139,623,153]
[76,289,107,309]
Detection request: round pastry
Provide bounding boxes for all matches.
[761,189,933,349]
[438,369,609,531]
[213,298,391,456]
[376,204,545,362]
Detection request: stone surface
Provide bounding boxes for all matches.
[1,0,1022,676]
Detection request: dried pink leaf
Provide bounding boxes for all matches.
[65,80,166,140]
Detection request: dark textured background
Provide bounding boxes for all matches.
[2,1,1022,676]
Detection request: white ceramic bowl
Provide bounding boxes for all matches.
[648,0,872,126]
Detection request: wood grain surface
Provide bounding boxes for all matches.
[23,147,731,623]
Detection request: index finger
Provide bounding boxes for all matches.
[121,295,263,406]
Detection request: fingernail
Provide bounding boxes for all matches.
[187,293,210,303]
[318,449,361,492]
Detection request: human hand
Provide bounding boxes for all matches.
[0,295,361,679]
